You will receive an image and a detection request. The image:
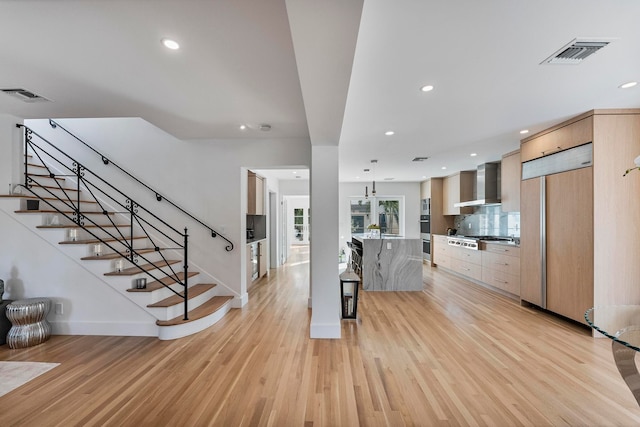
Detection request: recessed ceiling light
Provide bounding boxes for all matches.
[470,153,477,157]
[356,176,360,179]
[422,176,427,179]
[161,38,180,50]
[441,166,447,170]
[420,85,434,92]
[239,125,247,130]
[520,129,529,134]
[385,130,395,136]
[292,171,297,174]
[620,81,638,89]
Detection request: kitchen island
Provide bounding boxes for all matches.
[351,234,422,291]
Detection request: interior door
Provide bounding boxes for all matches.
[546,167,593,323]
[520,177,543,306]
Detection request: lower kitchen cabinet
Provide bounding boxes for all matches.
[433,235,521,297]
[482,243,520,296]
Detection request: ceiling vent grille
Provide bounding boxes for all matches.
[412,157,430,162]
[541,38,612,65]
[0,88,51,103]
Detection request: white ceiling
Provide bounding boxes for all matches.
[1,0,639,183]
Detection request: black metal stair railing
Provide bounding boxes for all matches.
[17,124,196,320]
[47,119,234,251]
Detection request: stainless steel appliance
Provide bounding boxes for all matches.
[250,242,259,280]
[420,211,431,260]
[454,162,501,207]
[421,198,430,215]
[447,236,479,250]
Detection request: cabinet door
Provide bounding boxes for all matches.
[247,172,257,214]
[501,151,521,212]
[520,177,543,306]
[255,176,264,215]
[258,241,267,277]
[420,180,431,200]
[546,167,593,324]
[521,117,593,162]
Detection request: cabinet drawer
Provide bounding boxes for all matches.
[482,251,520,276]
[482,243,520,257]
[435,254,451,268]
[450,247,482,264]
[482,269,520,296]
[451,258,482,281]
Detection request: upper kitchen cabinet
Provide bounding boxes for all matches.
[420,180,431,200]
[500,149,521,212]
[442,171,474,215]
[519,109,640,324]
[248,171,265,215]
[521,114,592,162]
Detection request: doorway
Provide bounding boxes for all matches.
[285,196,310,247]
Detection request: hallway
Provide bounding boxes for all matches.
[1,247,639,426]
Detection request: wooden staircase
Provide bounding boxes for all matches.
[1,155,235,340]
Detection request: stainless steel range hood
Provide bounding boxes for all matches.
[454,162,501,207]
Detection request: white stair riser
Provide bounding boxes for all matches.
[158,301,232,340]
[149,286,218,321]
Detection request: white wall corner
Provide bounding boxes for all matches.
[233,292,249,308]
[309,321,341,339]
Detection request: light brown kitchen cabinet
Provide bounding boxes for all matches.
[258,241,267,277]
[432,235,450,268]
[482,243,520,296]
[521,115,593,162]
[520,109,640,326]
[420,179,431,200]
[248,171,264,215]
[500,150,521,212]
[442,171,474,215]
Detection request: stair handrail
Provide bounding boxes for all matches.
[18,124,192,320]
[47,119,234,252]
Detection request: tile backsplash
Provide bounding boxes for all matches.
[454,205,520,237]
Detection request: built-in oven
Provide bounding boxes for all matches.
[420,214,431,261]
[421,198,431,216]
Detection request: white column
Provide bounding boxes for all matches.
[310,145,341,338]
[0,114,24,194]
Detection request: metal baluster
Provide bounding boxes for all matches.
[183,228,189,320]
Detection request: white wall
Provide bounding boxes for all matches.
[0,199,156,336]
[0,117,310,335]
[0,114,24,193]
[338,181,420,252]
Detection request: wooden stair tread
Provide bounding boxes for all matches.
[126,271,200,292]
[104,259,181,276]
[60,235,147,245]
[27,163,47,169]
[29,184,80,192]
[1,194,97,203]
[28,174,66,182]
[156,296,233,326]
[81,248,164,260]
[15,210,115,215]
[37,224,130,229]
[148,284,216,308]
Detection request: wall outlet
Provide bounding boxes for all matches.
[387,242,392,249]
[54,303,63,315]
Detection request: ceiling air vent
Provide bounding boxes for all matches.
[1,88,51,103]
[541,38,613,65]
[412,157,430,162]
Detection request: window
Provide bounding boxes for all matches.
[350,196,404,236]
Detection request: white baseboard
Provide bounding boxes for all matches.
[50,320,158,337]
[309,321,341,339]
[233,292,248,308]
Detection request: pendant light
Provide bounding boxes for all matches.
[371,160,377,197]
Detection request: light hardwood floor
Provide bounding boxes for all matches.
[1,246,640,426]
